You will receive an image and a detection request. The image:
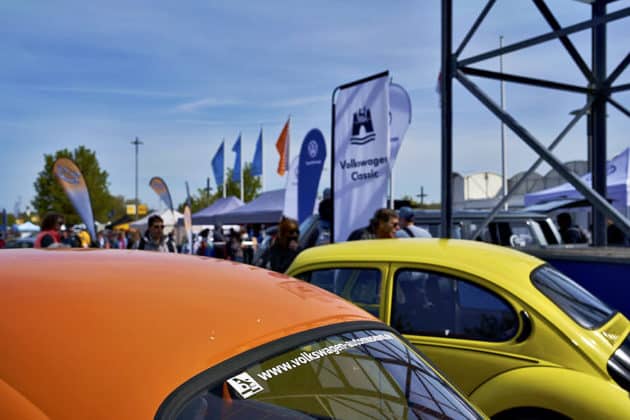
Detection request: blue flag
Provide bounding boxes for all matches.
[251,128,263,176]
[232,134,241,182]
[298,129,327,224]
[211,141,224,189]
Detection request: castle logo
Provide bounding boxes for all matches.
[350,107,375,145]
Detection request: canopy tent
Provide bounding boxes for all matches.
[13,221,40,238]
[106,214,136,231]
[214,189,285,225]
[185,196,244,226]
[524,148,630,217]
[130,209,183,234]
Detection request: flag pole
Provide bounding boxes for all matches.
[222,138,226,198]
[260,125,264,192]
[240,132,244,202]
[287,115,291,169]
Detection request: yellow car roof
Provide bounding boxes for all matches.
[0,249,376,419]
[290,238,545,291]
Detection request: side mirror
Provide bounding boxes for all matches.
[515,310,532,343]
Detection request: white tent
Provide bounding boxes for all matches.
[14,221,40,238]
[524,148,630,217]
[129,210,183,234]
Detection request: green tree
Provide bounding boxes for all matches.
[178,186,216,213]
[178,162,262,212]
[31,146,124,225]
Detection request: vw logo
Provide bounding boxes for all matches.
[307,140,318,158]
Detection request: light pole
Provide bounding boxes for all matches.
[499,35,508,210]
[131,137,143,220]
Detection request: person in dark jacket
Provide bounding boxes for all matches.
[347,208,399,241]
[556,212,588,244]
[255,217,302,273]
[138,215,176,252]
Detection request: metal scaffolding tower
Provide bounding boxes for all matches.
[441,0,630,245]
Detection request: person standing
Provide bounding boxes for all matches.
[347,208,400,241]
[34,213,64,248]
[395,207,432,239]
[227,228,244,262]
[556,212,588,244]
[255,217,302,273]
[138,215,176,252]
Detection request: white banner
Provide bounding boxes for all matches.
[389,83,412,168]
[334,73,390,242]
[283,155,300,220]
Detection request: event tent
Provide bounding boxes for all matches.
[13,221,40,238]
[190,196,244,225]
[524,147,630,217]
[214,189,285,225]
[129,209,183,234]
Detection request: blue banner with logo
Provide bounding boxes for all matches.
[297,129,327,224]
[149,176,174,212]
[53,157,96,243]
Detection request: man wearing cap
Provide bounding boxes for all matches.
[396,207,432,239]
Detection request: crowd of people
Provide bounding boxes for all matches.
[7,205,628,273]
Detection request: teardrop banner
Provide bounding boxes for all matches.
[297,129,327,224]
[149,176,174,212]
[53,157,96,242]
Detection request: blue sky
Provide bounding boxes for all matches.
[1,1,628,216]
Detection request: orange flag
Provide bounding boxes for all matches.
[275,118,290,176]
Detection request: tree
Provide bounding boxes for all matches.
[31,146,124,225]
[178,187,216,213]
[177,162,262,212]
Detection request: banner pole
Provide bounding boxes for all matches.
[330,88,338,243]
[222,138,226,198]
[240,133,244,202]
[261,125,264,192]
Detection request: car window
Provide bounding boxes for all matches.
[392,269,518,342]
[171,329,480,420]
[507,222,534,247]
[531,265,615,329]
[537,219,560,245]
[295,268,381,317]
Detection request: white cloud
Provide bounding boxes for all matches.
[173,97,244,112]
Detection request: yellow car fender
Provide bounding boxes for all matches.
[470,366,630,419]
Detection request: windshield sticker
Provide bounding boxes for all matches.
[227,372,264,399]
[256,333,395,382]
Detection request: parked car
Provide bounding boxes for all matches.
[411,209,563,247]
[287,239,630,419]
[0,249,483,419]
[299,210,562,251]
[3,234,36,248]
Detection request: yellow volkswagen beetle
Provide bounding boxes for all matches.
[287,239,630,419]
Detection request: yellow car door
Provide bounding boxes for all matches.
[386,263,538,395]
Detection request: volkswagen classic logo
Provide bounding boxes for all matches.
[56,165,81,185]
[350,106,375,145]
[307,140,318,158]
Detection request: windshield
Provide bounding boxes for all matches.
[175,329,480,419]
[531,265,616,329]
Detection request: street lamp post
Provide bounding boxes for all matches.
[131,137,143,220]
[500,35,508,210]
